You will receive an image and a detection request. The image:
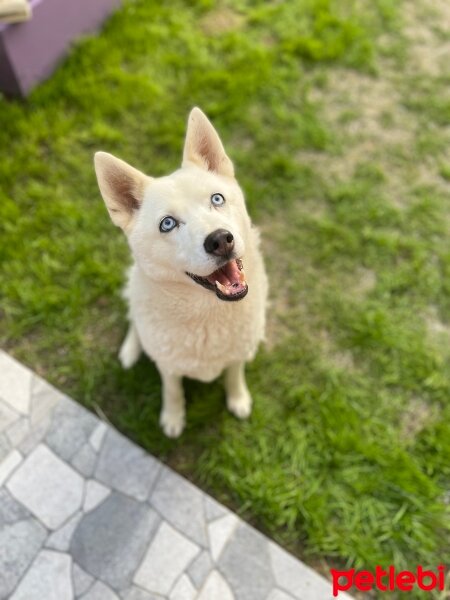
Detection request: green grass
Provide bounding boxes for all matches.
[1,0,450,596]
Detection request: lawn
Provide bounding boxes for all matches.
[1,0,450,595]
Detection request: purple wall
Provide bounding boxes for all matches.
[0,0,122,97]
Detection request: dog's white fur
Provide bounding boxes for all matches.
[94,108,267,437]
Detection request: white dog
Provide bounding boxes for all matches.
[94,108,267,437]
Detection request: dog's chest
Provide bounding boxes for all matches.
[133,288,262,381]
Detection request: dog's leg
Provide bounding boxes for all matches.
[225,362,252,419]
[118,323,142,369]
[159,369,186,438]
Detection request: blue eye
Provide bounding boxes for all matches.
[211,193,225,207]
[159,216,178,232]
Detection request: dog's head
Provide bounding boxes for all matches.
[94,108,251,301]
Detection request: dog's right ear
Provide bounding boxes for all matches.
[94,152,151,231]
[182,107,234,177]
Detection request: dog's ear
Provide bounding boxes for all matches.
[182,107,234,177]
[94,152,151,231]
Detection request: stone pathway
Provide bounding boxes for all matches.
[0,350,351,600]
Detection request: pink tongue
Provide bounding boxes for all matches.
[206,260,243,288]
[215,271,231,286]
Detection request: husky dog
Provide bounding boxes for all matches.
[94,108,268,437]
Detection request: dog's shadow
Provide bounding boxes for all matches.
[91,351,232,458]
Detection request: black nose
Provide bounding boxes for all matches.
[204,229,235,257]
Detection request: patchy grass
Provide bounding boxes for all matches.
[1,0,450,594]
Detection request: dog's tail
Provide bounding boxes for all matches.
[119,323,142,369]
[119,266,142,368]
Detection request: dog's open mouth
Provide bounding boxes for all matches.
[187,258,248,301]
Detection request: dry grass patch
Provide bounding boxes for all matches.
[200,7,245,35]
[400,396,439,443]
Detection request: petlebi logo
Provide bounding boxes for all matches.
[330,565,446,596]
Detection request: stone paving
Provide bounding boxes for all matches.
[0,350,352,600]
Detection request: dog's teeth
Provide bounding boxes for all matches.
[239,271,246,284]
[215,280,229,295]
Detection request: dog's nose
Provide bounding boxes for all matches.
[204,229,234,257]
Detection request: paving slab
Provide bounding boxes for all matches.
[0,350,353,599]
[10,549,73,600]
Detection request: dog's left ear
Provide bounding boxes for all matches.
[94,152,151,232]
[182,107,234,178]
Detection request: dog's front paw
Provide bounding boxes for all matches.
[227,390,252,420]
[160,410,185,438]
